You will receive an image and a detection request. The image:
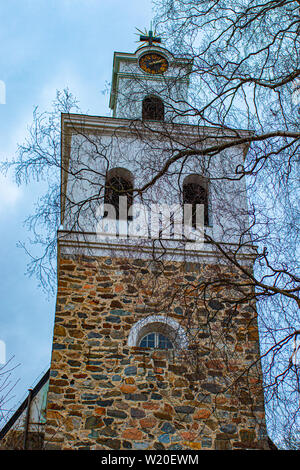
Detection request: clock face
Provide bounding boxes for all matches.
[139,53,168,74]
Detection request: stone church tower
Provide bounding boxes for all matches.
[43,34,271,450]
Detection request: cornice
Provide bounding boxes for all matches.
[57,233,256,266]
[61,113,253,139]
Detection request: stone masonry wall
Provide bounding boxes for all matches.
[44,254,270,450]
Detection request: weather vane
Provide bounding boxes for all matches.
[136,23,162,47]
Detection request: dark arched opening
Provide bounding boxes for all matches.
[142,95,164,121]
[104,168,133,220]
[183,175,209,227]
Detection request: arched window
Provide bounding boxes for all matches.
[142,96,164,121]
[139,332,173,349]
[104,168,133,219]
[183,175,209,227]
[128,315,188,350]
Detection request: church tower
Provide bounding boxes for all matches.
[44,33,271,450]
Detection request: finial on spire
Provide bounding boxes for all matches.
[136,26,162,46]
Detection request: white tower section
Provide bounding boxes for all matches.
[59,44,254,265]
[109,45,192,122]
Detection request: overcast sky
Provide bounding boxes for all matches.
[0,0,154,427]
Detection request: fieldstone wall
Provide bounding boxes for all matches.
[44,254,271,450]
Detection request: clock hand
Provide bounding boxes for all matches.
[148,60,165,65]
